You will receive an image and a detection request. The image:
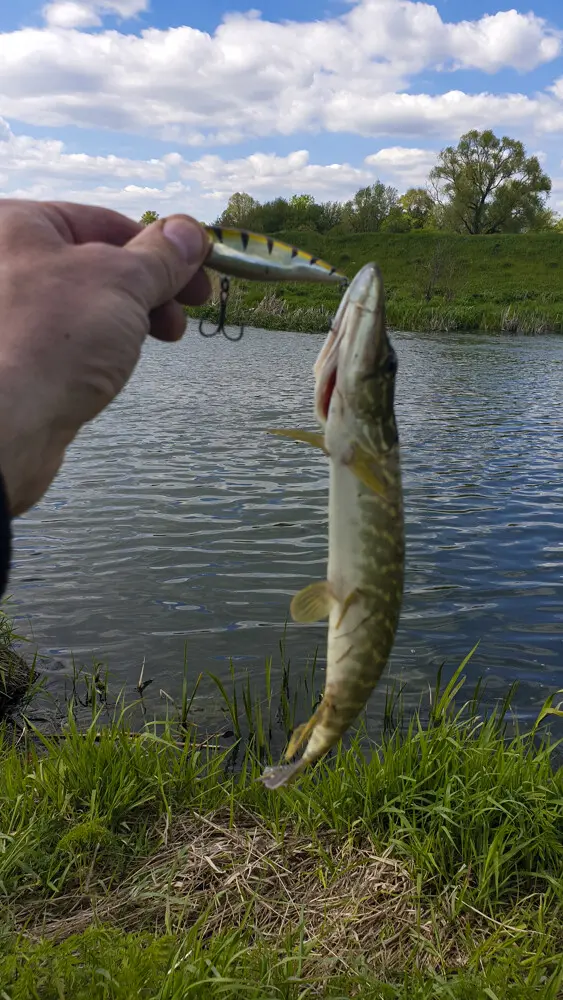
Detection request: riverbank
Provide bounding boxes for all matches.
[191,230,563,334]
[1,625,563,997]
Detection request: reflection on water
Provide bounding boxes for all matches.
[8,322,563,730]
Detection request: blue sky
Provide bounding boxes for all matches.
[0,0,562,222]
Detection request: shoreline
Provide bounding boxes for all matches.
[189,229,563,336]
[2,620,563,997]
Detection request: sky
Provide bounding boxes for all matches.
[1,0,562,223]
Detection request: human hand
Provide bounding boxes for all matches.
[0,200,212,516]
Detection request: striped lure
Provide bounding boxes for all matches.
[203,226,347,285]
[198,226,348,340]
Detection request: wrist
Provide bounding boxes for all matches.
[0,363,69,516]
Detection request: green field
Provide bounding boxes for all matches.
[192,231,563,334]
[1,618,563,998]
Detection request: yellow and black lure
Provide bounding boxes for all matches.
[200,225,348,341]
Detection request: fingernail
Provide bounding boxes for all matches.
[163,217,206,263]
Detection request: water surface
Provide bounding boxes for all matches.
[9,323,563,730]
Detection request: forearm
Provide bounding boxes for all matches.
[0,359,71,519]
[0,203,210,600]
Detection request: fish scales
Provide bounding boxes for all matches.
[203,225,347,285]
[261,262,405,789]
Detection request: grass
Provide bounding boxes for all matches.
[1,615,563,997]
[191,230,563,334]
[0,610,39,717]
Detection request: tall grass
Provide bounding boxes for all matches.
[1,643,563,997]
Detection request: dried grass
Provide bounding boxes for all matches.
[16,810,497,977]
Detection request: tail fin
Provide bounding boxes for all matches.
[259,759,307,790]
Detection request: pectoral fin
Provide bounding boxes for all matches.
[285,711,320,759]
[335,588,364,629]
[290,580,336,623]
[348,444,386,496]
[268,429,327,453]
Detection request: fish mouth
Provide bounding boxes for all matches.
[314,263,385,424]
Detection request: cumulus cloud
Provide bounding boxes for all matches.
[365,147,438,187]
[0,1,561,144]
[0,118,167,181]
[180,151,372,198]
[447,9,561,73]
[325,89,563,137]
[42,0,148,29]
[0,117,446,219]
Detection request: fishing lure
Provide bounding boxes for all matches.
[200,225,349,341]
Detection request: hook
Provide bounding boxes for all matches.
[198,276,245,342]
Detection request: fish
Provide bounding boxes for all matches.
[203,225,348,286]
[260,262,405,790]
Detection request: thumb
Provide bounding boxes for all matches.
[121,214,210,311]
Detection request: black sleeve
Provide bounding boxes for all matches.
[0,468,12,599]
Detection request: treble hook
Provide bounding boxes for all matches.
[198,276,244,342]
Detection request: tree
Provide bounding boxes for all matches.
[399,188,435,229]
[380,206,412,233]
[346,181,399,232]
[140,210,160,226]
[316,200,343,233]
[430,129,551,235]
[216,192,261,229]
[257,197,294,233]
[287,194,319,228]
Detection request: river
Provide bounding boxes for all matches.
[7,323,563,733]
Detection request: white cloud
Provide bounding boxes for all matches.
[42,0,148,29]
[447,10,561,73]
[0,117,443,220]
[365,147,437,187]
[324,89,563,137]
[549,77,563,100]
[180,151,372,198]
[346,3,561,74]
[4,108,562,225]
[0,2,560,144]
[0,118,168,180]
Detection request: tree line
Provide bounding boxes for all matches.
[141,129,561,237]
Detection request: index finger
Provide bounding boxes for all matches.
[0,199,143,253]
[45,201,144,246]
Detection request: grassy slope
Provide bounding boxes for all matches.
[1,633,563,999]
[191,231,563,334]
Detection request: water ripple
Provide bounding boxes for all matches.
[8,323,563,725]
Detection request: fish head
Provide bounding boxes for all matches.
[314,263,398,454]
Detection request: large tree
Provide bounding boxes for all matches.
[345,181,399,232]
[399,188,435,229]
[216,192,261,229]
[430,129,551,235]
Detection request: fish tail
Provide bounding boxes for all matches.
[259,758,308,790]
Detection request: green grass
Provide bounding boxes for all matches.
[1,625,563,997]
[191,230,563,334]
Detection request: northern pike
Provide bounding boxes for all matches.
[261,262,404,789]
[203,225,347,286]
